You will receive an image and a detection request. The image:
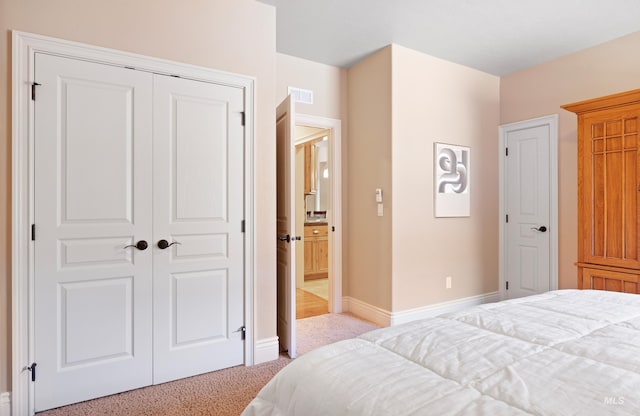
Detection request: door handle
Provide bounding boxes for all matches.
[157,239,181,249]
[124,240,149,250]
[278,234,291,243]
[531,226,547,232]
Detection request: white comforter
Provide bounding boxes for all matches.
[243,290,640,415]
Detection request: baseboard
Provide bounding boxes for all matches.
[342,291,501,327]
[342,297,392,327]
[253,337,279,365]
[0,392,10,416]
[390,291,501,325]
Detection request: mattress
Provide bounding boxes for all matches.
[243,290,640,415]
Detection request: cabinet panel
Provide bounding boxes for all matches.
[304,224,328,237]
[317,237,329,273]
[580,108,640,269]
[303,224,328,280]
[303,240,314,274]
[581,267,639,294]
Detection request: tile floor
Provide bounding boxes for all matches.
[302,278,328,300]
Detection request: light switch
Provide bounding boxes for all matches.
[375,188,383,202]
[377,203,384,216]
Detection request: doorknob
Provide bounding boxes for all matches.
[124,240,148,250]
[157,239,181,249]
[278,234,291,243]
[531,226,547,232]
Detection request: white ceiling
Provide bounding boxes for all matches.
[258,0,640,76]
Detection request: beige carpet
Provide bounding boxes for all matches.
[37,313,378,416]
[296,312,378,355]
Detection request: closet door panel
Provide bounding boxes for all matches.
[33,53,154,411]
[152,75,245,383]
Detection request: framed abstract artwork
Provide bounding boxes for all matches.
[434,142,470,217]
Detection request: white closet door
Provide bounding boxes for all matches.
[505,124,551,299]
[33,54,154,411]
[151,75,245,383]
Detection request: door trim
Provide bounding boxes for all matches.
[498,114,558,300]
[12,31,256,416]
[295,114,343,314]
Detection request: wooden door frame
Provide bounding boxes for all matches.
[498,115,559,300]
[294,114,343,314]
[11,31,256,416]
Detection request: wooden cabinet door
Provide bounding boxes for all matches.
[304,239,315,274]
[317,237,329,273]
[303,225,328,279]
[579,106,640,269]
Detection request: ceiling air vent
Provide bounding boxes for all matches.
[288,86,314,104]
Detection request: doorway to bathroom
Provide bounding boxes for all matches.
[275,96,343,358]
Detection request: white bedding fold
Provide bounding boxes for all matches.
[243,290,640,416]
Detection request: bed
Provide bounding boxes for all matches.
[243,290,640,415]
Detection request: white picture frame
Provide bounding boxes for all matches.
[434,142,470,217]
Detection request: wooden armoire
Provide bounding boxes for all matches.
[563,90,640,293]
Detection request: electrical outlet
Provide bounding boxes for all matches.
[445,276,452,289]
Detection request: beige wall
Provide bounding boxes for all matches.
[500,31,640,290]
[0,0,276,393]
[347,46,393,310]
[391,45,500,310]
[345,44,500,313]
[276,53,347,120]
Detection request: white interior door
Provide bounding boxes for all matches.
[152,75,245,383]
[33,53,246,410]
[276,96,296,358]
[34,53,154,411]
[504,123,551,299]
